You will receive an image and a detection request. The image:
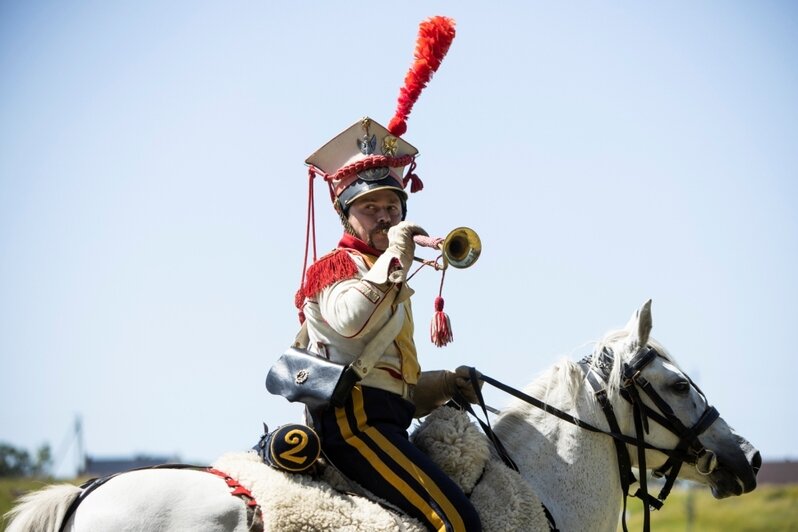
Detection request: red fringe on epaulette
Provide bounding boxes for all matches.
[295,249,358,307]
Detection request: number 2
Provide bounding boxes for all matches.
[278,429,309,465]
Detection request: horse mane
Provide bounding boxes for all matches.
[517,329,683,413]
[588,329,681,398]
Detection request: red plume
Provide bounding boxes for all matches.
[388,16,456,137]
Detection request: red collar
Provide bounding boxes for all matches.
[338,233,383,257]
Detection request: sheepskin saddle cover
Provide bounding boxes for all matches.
[212,407,551,531]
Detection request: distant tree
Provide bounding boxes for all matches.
[0,442,52,477]
[0,443,31,476]
[32,444,52,476]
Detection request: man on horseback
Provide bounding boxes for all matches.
[288,17,483,532]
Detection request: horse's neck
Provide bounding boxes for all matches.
[493,366,626,532]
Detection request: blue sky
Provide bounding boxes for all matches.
[1,2,796,477]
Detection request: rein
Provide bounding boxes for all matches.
[468,345,719,532]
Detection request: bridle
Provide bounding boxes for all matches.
[580,346,720,532]
[463,344,720,532]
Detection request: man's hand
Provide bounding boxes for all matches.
[386,221,428,272]
[361,221,427,288]
[413,366,483,417]
[445,365,483,404]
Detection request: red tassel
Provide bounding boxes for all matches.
[294,290,307,324]
[409,173,424,193]
[402,161,424,193]
[388,16,456,137]
[403,172,424,193]
[430,296,453,347]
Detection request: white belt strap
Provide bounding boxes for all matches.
[292,306,405,380]
[349,306,404,379]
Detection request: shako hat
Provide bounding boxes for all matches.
[305,117,418,216]
[305,16,456,215]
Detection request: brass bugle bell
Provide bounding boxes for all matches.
[413,227,481,269]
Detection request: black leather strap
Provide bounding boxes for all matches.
[457,367,559,531]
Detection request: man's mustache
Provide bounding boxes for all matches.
[366,223,392,247]
[371,223,392,236]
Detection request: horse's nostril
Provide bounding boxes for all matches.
[751,451,762,474]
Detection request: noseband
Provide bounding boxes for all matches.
[580,346,720,532]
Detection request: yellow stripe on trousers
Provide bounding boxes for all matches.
[334,387,466,532]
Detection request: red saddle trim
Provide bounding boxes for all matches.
[207,468,264,526]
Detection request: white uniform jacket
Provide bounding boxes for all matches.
[302,248,420,399]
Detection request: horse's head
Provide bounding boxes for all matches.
[594,300,760,499]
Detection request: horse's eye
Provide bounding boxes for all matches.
[670,380,690,394]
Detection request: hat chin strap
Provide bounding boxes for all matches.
[336,204,360,239]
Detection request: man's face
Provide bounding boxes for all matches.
[346,189,403,251]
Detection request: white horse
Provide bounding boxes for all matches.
[489,300,759,530]
[5,300,760,531]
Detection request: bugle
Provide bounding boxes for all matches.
[413,227,481,270]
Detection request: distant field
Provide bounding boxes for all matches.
[622,483,798,531]
[2,477,797,531]
[1,477,84,531]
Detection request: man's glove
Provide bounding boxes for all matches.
[363,221,427,286]
[386,221,427,273]
[447,365,483,405]
[413,366,483,417]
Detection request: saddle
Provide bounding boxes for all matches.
[220,406,553,531]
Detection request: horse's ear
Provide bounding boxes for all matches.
[625,299,653,347]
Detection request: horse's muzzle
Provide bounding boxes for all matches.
[710,434,760,498]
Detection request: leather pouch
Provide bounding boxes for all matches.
[266,347,357,410]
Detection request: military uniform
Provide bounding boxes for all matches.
[303,238,419,399]
[289,16,482,532]
[299,234,480,531]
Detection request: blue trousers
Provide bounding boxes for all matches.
[317,385,482,532]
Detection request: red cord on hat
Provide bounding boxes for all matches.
[327,154,415,187]
[402,160,424,193]
[295,168,319,324]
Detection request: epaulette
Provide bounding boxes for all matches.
[295,249,359,307]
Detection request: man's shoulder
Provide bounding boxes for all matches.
[300,248,361,300]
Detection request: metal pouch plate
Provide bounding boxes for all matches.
[266,347,346,411]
